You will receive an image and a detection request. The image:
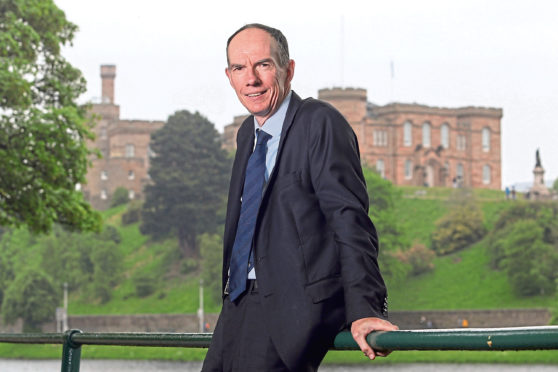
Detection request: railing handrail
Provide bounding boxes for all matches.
[2,327,558,371]
[2,326,558,349]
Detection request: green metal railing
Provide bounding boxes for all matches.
[1,326,558,371]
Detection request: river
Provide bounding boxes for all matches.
[0,360,556,371]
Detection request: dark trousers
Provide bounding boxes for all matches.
[201,281,290,372]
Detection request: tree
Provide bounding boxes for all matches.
[2,269,59,331]
[363,167,411,284]
[141,110,230,257]
[488,202,558,296]
[553,177,558,192]
[0,0,101,234]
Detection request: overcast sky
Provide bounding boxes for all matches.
[54,0,558,188]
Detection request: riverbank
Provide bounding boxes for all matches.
[1,344,558,365]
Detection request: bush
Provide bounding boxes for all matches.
[181,258,199,274]
[122,201,142,225]
[431,191,485,255]
[99,225,121,244]
[397,243,435,276]
[487,203,558,297]
[133,272,157,298]
[2,269,59,332]
[111,187,129,207]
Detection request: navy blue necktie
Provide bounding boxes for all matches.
[228,129,272,302]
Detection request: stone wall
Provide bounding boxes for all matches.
[1,309,551,333]
[389,308,551,330]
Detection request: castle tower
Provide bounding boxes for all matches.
[101,64,116,104]
[318,87,367,124]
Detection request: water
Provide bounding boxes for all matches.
[0,360,556,371]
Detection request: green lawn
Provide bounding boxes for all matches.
[388,239,556,310]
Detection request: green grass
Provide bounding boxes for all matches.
[395,197,447,246]
[388,239,556,310]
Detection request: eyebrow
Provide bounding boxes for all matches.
[256,58,274,65]
[229,58,275,69]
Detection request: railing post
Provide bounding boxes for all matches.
[61,329,82,372]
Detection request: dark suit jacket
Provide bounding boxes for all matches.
[222,92,388,370]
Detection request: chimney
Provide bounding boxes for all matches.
[100,65,116,104]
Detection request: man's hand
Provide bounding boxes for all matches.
[350,317,398,360]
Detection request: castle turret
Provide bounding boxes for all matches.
[101,64,116,104]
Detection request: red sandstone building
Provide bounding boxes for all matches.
[223,88,502,189]
[82,65,164,209]
[84,69,502,210]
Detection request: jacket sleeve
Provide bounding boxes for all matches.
[306,102,388,324]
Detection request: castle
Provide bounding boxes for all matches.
[84,67,502,209]
[223,88,502,189]
[82,65,164,209]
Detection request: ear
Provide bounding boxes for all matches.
[225,67,233,87]
[286,59,295,84]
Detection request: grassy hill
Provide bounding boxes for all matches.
[61,185,558,316]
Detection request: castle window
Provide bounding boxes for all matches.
[482,128,491,152]
[422,122,431,148]
[128,170,135,180]
[457,163,464,180]
[441,123,450,149]
[100,189,107,200]
[373,130,387,147]
[128,189,135,200]
[483,165,491,184]
[101,170,108,180]
[403,121,412,147]
[404,160,413,179]
[457,135,466,151]
[125,144,135,158]
[376,159,385,178]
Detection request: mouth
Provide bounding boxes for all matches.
[245,90,266,98]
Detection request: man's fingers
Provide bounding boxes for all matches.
[354,334,376,360]
[351,317,398,360]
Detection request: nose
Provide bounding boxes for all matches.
[245,66,261,86]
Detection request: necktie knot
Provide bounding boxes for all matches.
[256,129,272,147]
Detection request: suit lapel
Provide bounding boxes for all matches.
[262,92,302,195]
[224,118,255,252]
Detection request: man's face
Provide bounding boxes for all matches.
[226,28,295,126]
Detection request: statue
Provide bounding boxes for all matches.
[536,148,542,167]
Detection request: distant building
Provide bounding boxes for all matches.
[82,65,164,209]
[222,87,503,189]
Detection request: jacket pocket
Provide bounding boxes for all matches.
[305,276,343,303]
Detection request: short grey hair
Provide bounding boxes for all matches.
[226,23,290,68]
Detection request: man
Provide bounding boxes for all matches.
[202,23,397,372]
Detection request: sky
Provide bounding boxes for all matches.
[54,0,558,188]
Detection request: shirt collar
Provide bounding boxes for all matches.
[253,91,292,138]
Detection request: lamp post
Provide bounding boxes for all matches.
[197,279,204,332]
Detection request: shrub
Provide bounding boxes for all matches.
[111,187,129,207]
[133,272,157,298]
[397,243,435,276]
[431,192,485,255]
[122,201,142,225]
[487,202,558,296]
[181,258,199,275]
